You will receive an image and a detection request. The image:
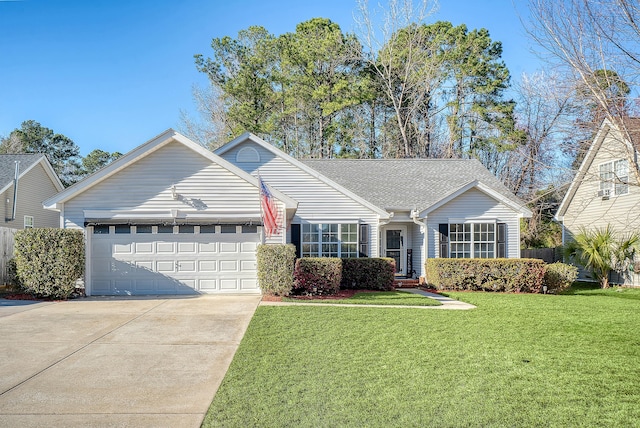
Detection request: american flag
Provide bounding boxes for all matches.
[258,174,279,238]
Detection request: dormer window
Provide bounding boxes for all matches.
[599,159,628,197]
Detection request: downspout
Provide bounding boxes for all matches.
[378,212,394,259]
[411,209,426,281]
[11,161,20,221]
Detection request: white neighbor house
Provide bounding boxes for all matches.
[44,130,531,296]
[556,118,640,286]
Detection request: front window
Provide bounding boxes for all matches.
[24,216,34,229]
[449,223,495,258]
[600,159,629,196]
[301,223,358,258]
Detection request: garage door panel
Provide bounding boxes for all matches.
[241,278,258,290]
[157,242,175,253]
[241,242,258,252]
[219,260,238,272]
[177,260,196,272]
[135,242,154,253]
[199,242,217,253]
[220,242,238,253]
[198,260,217,272]
[156,261,175,273]
[240,260,256,271]
[178,242,196,253]
[114,243,132,254]
[90,229,259,296]
[220,279,238,290]
[134,279,155,293]
[199,279,217,291]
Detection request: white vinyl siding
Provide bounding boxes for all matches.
[220,141,380,255]
[62,141,267,231]
[427,188,521,259]
[3,162,61,229]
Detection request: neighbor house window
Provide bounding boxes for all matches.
[301,223,358,258]
[24,216,34,229]
[448,223,496,259]
[600,159,629,196]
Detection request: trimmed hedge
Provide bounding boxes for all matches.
[426,258,546,293]
[293,258,342,295]
[256,244,296,296]
[543,262,578,293]
[14,228,85,299]
[341,258,395,291]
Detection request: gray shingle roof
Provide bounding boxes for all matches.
[0,154,45,189]
[301,158,525,212]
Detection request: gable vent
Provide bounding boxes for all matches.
[236,147,260,163]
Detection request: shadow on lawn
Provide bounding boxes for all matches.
[560,282,640,301]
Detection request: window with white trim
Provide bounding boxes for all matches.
[449,223,496,259]
[24,216,34,229]
[301,223,358,258]
[600,159,629,196]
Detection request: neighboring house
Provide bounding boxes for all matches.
[0,154,63,229]
[556,118,640,286]
[44,130,531,296]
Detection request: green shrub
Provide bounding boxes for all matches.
[544,262,578,293]
[341,258,395,290]
[425,258,546,293]
[14,228,85,299]
[293,258,342,295]
[256,244,296,296]
[5,258,20,289]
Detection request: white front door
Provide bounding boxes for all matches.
[384,226,407,276]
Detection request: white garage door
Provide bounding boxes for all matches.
[90,224,260,295]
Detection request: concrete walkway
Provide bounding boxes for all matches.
[260,288,476,310]
[0,295,261,428]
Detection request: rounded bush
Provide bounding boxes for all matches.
[543,262,578,293]
[256,244,296,296]
[14,228,85,299]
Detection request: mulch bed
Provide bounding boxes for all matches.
[262,287,441,302]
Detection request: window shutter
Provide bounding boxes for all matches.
[439,224,449,258]
[497,223,506,258]
[359,223,369,257]
[291,224,301,258]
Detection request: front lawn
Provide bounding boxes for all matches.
[283,290,442,306]
[203,286,640,427]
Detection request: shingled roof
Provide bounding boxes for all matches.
[0,154,47,190]
[301,158,526,212]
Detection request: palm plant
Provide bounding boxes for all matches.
[564,225,640,288]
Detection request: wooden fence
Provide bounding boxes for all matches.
[520,247,561,264]
[0,227,17,285]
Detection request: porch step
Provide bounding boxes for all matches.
[393,278,420,288]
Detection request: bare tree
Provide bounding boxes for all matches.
[526,0,640,181]
[179,84,234,150]
[355,0,443,157]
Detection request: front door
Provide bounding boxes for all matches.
[385,227,406,276]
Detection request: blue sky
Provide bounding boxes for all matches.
[0,0,536,155]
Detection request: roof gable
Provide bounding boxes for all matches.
[556,118,637,219]
[44,129,297,211]
[0,154,63,194]
[216,133,390,218]
[303,158,530,216]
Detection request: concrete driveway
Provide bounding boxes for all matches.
[0,295,261,428]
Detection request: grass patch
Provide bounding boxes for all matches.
[283,291,441,306]
[203,285,640,427]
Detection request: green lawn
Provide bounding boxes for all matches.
[283,290,442,306]
[203,286,640,427]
